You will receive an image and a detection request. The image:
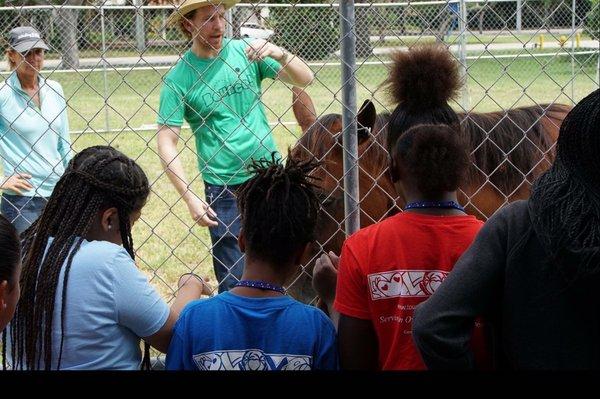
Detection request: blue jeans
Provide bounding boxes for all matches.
[204,183,245,293]
[1,193,47,235]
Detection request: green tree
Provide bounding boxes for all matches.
[586,0,599,39]
[266,0,372,59]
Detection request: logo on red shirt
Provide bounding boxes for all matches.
[368,270,449,300]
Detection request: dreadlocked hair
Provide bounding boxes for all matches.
[529,89,600,285]
[10,145,150,371]
[382,44,462,154]
[237,153,322,266]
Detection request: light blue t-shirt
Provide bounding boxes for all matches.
[0,73,71,197]
[166,292,338,370]
[9,239,170,370]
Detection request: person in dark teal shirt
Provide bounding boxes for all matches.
[157,0,314,293]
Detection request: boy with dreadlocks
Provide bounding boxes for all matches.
[413,89,600,370]
[8,146,210,370]
[165,155,338,371]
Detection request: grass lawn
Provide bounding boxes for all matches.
[6,52,600,300]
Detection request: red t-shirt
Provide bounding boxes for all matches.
[334,211,487,370]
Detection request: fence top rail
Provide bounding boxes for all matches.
[0,0,528,12]
[0,50,596,76]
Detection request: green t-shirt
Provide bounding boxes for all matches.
[157,39,282,185]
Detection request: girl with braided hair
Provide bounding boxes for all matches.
[7,145,209,370]
[413,89,600,369]
[165,154,338,370]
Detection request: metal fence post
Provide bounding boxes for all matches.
[459,0,470,110]
[100,6,110,133]
[516,0,522,32]
[135,0,145,52]
[340,0,360,236]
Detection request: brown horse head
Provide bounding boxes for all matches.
[288,93,399,303]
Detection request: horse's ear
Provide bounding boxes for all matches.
[357,100,376,144]
[292,87,317,133]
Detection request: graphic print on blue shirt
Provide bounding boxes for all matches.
[166,292,338,371]
[193,349,312,371]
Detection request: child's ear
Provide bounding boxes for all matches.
[0,280,8,310]
[294,242,312,267]
[237,229,246,253]
[100,207,119,233]
[389,156,400,183]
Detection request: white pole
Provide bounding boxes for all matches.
[100,7,110,133]
[571,0,576,103]
[135,0,145,52]
[459,0,469,110]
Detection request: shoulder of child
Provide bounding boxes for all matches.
[83,239,130,260]
[487,199,529,228]
[294,301,336,331]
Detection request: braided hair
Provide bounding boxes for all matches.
[10,145,150,370]
[237,154,321,266]
[529,89,600,284]
[0,214,20,370]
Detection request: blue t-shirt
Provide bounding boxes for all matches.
[9,239,170,370]
[166,292,338,370]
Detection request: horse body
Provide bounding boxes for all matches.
[287,88,571,303]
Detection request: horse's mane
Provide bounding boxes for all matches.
[294,114,341,162]
[459,104,563,195]
[296,105,567,196]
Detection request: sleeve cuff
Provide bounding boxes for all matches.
[334,300,371,320]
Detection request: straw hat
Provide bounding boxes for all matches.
[167,0,240,26]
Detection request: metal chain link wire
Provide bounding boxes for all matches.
[0,3,598,363]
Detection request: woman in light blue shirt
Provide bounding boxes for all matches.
[0,26,71,234]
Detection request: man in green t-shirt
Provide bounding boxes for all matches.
[157,0,314,293]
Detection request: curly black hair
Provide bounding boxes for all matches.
[383,44,462,155]
[392,124,469,198]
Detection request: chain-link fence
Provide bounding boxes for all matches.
[0,0,598,333]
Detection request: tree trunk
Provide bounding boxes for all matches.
[355,0,373,58]
[55,0,83,69]
[478,7,486,34]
